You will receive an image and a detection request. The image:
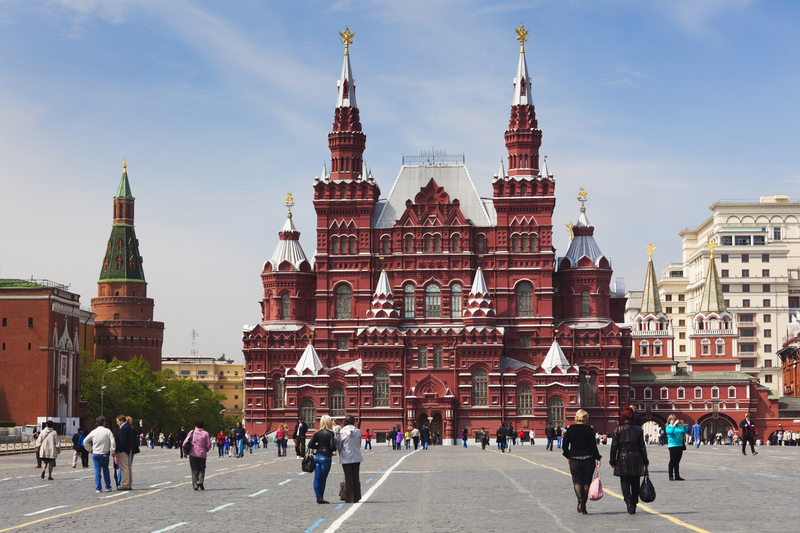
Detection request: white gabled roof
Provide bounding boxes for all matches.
[470,268,488,295]
[541,340,571,374]
[375,269,392,297]
[336,52,356,108]
[294,344,324,376]
[512,47,533,106]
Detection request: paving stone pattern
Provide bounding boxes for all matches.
[0,441,796,532]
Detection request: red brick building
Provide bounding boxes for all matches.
[92,163,164,370]
[242,31,632,441]
[0,279,87,433]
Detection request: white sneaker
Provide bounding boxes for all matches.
[96,490,102,493]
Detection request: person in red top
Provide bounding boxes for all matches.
[364,429,372,450]
[216,432,226,457]
[276,424,287,457]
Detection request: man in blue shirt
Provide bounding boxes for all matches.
[691,422,702,448]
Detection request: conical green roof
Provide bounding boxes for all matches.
[640,257,663,315]
[115,169,133,198]
[699,254,727,314]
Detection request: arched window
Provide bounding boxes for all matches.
[520,183,527,196]
[529,235,537,252]
[340,187,346,199]
[728,386,736,399]
[434,235,441,252]
[424,235,432,252]
[639,340,650,357]
[381,237,389,255]
[512,235,519,252]
[716,339,725,355]
[477,235,485,254]
[517,385,533,415]
[405,235,413,253]
[521,235,528,252]
[374,369,389,407]
[472,369,488,406]
[451,284,462,318]
[516,282,533,317]
[433,346,443,369]
[348,237,356,255]
[281,294,290,320]
[520,77,526,95]
[115,257,122,269]
[330,388,345,418]
[711,386,720,399]
[452,235,460,252]
[274,377,285,408]
[425,285,441,318]
[654,340,663,357]
[548,398,565,428]
[117,239,122,251]
[418,346,427,369]
[404,284,415,318]
[342,80,349,98]
[701,339,711,356]
[580,373,597,407]
[300,400,315,428]
[331,237,339,255]
[581,291,591,317]
[694,387,703,399]
[335,285,352,319]
[103,258,109,271]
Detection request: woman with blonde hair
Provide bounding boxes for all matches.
[276,423,287,457]
[308,415,337,504]
[561,409,601,514]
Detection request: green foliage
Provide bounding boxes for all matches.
[0,421,16,428]
[80,357,228,435]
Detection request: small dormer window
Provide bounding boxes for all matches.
[520,77,526,96]
[342,80,349,99]
[117,239,123,251]
[520,183,527,196]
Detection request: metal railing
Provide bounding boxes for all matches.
[1,438,73,456]
[402,150,465,166]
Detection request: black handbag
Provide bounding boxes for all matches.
[182,430,194,457]
[301,449,316,473]
[640,466,656,503]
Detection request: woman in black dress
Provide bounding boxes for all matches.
[609,406,649,514]
[561,409,602,514]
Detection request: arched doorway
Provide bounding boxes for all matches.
[642,421,661,443]
[418,413,429,432]
[431,413,443,444]
[703,419,732,444]
[548,398,565,429]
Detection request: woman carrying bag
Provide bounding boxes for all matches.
[609,407,649,514]
[307,415,337,504]
[337,415,363,503]
[183,419,212,491]
[561,409,602,515]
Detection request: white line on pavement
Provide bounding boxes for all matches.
[321,450,418,533]
[150,481,172,487]
[151,523,187,533]
[19,485,49,491]
[278,479,292,485]
[101,492,125,499]
[207,503,235,513]
[23,506,67,516]
[152,466,167,469]
[0,477,11,482]
[214,468,229,472]
[248,489,269,497]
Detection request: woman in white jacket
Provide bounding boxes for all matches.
[337,415,363,503]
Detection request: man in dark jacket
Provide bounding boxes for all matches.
[176,426,188,458]
[739,413,758,456]
[388,428,397,450]
[496,424,507,452]
[115,415,135,490]
[420,426,430,450]
[545,423,555,451]
[233,422,246,458]
[71,429,82,468]
[293,418,308,458]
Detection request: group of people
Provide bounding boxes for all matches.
[387,425,432,450]
[307,415,363,504]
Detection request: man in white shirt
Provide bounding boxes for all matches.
[84,416,116,493]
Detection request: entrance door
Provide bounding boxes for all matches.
[642,421,661,443]
[431,413,443,443]
[703,419,731,444]
[547,398,565,429]
[418,413,429,432]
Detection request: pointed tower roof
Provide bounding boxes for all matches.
[267,194,309,272]
[494,158,506,180]
[512,24,533,106]
[698,242,727,314]
[640,243,663,315]
[541,339,571,374]
[336,27,357,108]
[366,270,400,324]
[470,267,489,295]
[115,160,133,198]
[294,343,324,376]
[462,268,496,322]
[375,269,392,297]
[540,156,551,180]
[562,200,609,269]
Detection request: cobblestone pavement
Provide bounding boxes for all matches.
[0,441,797,532]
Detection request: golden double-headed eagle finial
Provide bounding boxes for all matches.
[285,192,294,214]
[515,24,529,52]
[577,188,587,208]
[706,241,717,257]
[339,27,354,55]
[646,243,656,259]
[566,220,574,241]
[122,159,127,171]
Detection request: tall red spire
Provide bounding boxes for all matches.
[328,27,366,181]
[505,24,542,177]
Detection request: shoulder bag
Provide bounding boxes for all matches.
[640,466,656,503]
[182,430,194,457]
[301,447,316,473]
[588,467,603,501]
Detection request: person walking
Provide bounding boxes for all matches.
[364,429,372,450]
[233,422,246,458]
[277,424,287,457]
[609,407,649,515]
[480,427,489,450]
[217,431,226,458]
[388,427,396,450]
[115,415,134,491]
[72,428,82,468]
[556,426,563,449]
[308,415,337,504]
[158,433,165,449]
[33,428,41,469]
[411,427,420,450]
[508,424,516,446]
[84,416,116,493]
[496,423,507,452]
[529,428,536,445]
[293,417,308,459]
[691,422,702,449]
[461,428,469,448]
[561,410,602,515]
[176,426,188,459]
[35,421,60,480]
[519,429,525,445]
[396,428,403,450]
[421,425,430,450]
[740,413,758,456]
[545,423,555,451]
[665,414,686,480]
[404,429,411,450]
[79,429,90,468]
[337,415,363,503]
[184,419,212,490]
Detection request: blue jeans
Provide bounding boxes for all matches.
[423,441,428,450]
[313,455,332,501]
[364,440,371,450]
[93,454,111,491]
[463,439,467,448]
[557,436,562,448]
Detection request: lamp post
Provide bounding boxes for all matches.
[100,365,122,417]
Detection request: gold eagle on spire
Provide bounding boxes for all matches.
[339,27,354,55]
[515,24,529,52]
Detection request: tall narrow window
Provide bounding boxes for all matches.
[451,284,462,317]
[548,398,565,428]
[529,235,536,252]
[581,291,591,317]
[342,80,349,98]
[433,346,443,369]
[274,378,285,408]
[472,369,488,406]
[418,346,427,369]
[452,235,460,252]
[580,373,597,407]
[520,183,527,196]
[348,238,356,255]
[517,385,533,415]
[331,237,339,255]
[517,282,533,317]
[381,237,389,255]
[424,235,432,252]
[425,285,441,318]
[404,284,415,318]
[477,235,485,254]
[300,400,315,428]
[330,388,345,418]
[281,294,290,320]
[405,235,413,253]
[512,235,519,252]
[374,369,389,407]
[434,235,441,252]
[340,186,346,198]
[335,285,352,319]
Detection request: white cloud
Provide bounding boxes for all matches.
[654,0,756,35]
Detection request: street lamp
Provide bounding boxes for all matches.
[100,365,122,417]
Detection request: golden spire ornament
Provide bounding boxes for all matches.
[515,24,529,52]
[646,243,656,259]
[122,159,127,171]
[577,188,587,208]
[706,240,717,258]
[566,220,574,241]
[339,27,354,55]
[285,192,294,215]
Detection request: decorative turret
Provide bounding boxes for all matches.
[294,342,324,376]
[640,244,663,316]
[328,27,366,181]
[541,339,571,374]
[632,244,672,361]
[462,268,496,326]
[366,270,400,326]
[264,194,311,272]
[699,242,727,314]
[99,160,144,283]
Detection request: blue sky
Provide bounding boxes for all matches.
[1,0,798,362]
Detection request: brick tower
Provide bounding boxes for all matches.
[92,162,164,370]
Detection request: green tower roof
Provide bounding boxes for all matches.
[699,250,727,314]
[640,256,663,316]
[115,165,133,198]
